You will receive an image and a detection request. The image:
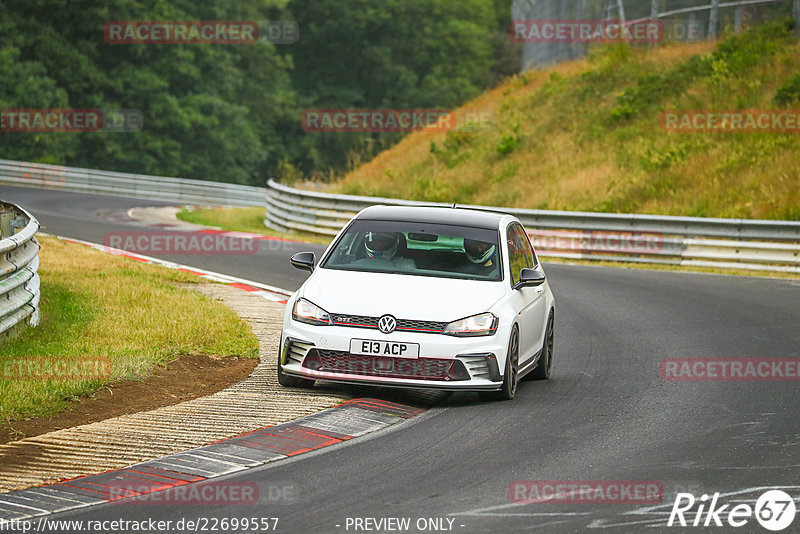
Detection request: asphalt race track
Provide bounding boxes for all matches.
[2,185,327,292]
[3,185,800,533]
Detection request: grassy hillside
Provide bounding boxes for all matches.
[335,22,800,220]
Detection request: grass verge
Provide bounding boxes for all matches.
[542,257,799,280]
[0,236,258,424]
[177,206,333,245]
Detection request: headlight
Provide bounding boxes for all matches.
[292,298,332,326]
[443,313,498,337]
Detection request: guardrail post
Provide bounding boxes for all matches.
[708,0,720,39]
[616,0,626,26]
[734,7,743,33]
[0,206,13,239]
[794,0,800,35]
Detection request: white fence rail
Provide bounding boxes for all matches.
[264,180,800,273]
[0,159,265,207]
[0,202,40,337]
[516,0,796,70]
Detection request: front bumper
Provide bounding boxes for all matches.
[280,321,506,391]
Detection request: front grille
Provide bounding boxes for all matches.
[306,349,460,381]
[331,314,379,329]
[330,314,447,334]
[397,319,448,333]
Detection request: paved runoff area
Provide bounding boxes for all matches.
[0,284,348,495]
[0,398,424,523]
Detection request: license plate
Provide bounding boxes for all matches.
[350,339,420,359]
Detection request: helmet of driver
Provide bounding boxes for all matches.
[464,239,495,264]
[365,232,399,260]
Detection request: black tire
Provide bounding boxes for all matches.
[480,326,519,401]
[277,345,316,388]
[527,311,554,381]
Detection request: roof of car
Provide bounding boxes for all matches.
[356,205,507,229]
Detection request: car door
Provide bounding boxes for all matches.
[506,222,547,364]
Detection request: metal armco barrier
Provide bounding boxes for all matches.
[0,159,265,207]
[0,202,40,336]
[0,157,796,275]
[265,179,800,274]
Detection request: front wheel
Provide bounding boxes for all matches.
[480,326,519,401]
[527,311,554,381]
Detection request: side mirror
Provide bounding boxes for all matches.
[514,268,546,290]
[290,252,316,272]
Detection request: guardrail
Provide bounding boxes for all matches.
[0,159,265,207]
[1,157,796,275]
[265,179,800,274]
[0,202,40,337]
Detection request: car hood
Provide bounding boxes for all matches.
[300,268,506,321]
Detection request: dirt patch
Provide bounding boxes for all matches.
[0,353,257,445]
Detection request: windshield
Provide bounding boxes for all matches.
[322,220,502,281]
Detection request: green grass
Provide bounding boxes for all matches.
[0,236,258,424]
[542,257,799,280]
[177,206,333,245]
[178,206,267,234]
[335,21,800,221]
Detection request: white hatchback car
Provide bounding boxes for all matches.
[278,206,555,400]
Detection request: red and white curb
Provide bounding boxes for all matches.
[44,234,293,303]
[0,399,426,522]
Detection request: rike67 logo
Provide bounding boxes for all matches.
[669,490,796,531]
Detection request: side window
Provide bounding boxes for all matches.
[506,223,531,285]
[518,226,537,268]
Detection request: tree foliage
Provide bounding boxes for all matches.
[0,0,515,184]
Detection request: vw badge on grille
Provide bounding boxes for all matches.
[378,315,397,334]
